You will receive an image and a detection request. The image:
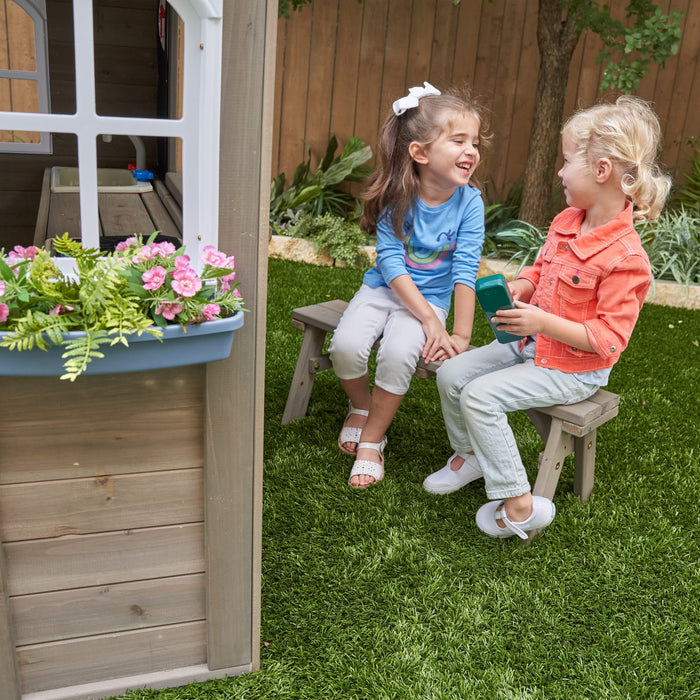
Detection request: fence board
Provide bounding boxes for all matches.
[4,523,204,597]
[329,0,364,151]
[11,574,205,645]
[354,0,389,147]
[305,0,338,160]
[273,0,700,200]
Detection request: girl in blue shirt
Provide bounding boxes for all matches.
[329,82,488,488]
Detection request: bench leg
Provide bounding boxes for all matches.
[531,418,575,501]
[282,326,328,425]
[573,430,596,503]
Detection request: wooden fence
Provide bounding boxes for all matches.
[272,0,700,199]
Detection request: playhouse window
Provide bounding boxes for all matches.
[0,0,52,154]
[0,0,223,259]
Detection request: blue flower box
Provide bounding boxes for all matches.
[0,312,244,376]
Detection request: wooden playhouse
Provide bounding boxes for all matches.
[0,1,273,697]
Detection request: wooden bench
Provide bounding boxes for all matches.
[283,299,620,505]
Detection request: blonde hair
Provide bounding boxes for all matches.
[562,95,672,221]
[361,87,490,239]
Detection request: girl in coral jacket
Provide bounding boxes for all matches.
[424,96,671,539]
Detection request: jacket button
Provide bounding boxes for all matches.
[572,347,577,351]
[541,358,547,364]
[610,345,617,352]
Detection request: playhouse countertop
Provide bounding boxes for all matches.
[33,168,183,247]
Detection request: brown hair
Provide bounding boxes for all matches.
[360,86,490,239]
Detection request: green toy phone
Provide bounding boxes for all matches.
[475,274,525,344]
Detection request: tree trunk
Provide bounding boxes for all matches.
[519,0,583,227]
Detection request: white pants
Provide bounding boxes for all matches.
[329,284,448,396]
[437,340,599,499]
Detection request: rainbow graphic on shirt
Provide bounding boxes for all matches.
[405,230,456,270]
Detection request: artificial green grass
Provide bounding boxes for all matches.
[114,258,699,700]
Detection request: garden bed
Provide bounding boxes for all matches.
[268,236,699,310]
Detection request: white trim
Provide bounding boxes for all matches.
[0,0,52,154]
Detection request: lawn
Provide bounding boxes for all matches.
[115,258,699,700]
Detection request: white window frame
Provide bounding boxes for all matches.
[0,0,223,263]
[0,0,52,154]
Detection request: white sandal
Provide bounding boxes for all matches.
[348,437,388,489]
[337,402,369,454]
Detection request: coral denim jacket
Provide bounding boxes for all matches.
[517,201,651,373]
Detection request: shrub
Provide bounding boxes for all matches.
[270,136,373,234]
[285,212,371,269]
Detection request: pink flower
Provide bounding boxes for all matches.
[156,301,184,320]
[8,245,39,265]
[153,241,176,257]
[0,303,8,322]
[200,303,220,321]
[0,281,5,296]
[116,236,138,252]
[49,304,74,315]
[201,245,228,267]
[174,255,191,269]
[220,271,236,292]
[171,268,202,297]
[142,265,167,291]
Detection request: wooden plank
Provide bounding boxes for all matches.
[11,574,205,646]
[32,168,51,246]
[153,179,183,231]
[381,0,412,115]
[202,0,274,672]
[451,0,483,87]
[354,0,388,146]
[0,368,204,485]
[140,190,181,240]
[97,192,158,238]
[0,468,203,542]
[292,298,348,332]
[4,523,204,597]
[276,1,312,179]
[405,0,435,84]
[304,0,338,159]
[488,0,528,193]
[328,0,364,152]
[17,620,206,694]
[46,192,83,240]
[0,543,21,699]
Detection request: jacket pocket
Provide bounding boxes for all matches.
[556,268,598,322]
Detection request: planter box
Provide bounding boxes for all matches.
[0,313,244,377]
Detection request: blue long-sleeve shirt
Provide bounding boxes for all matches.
[362,186,485,311]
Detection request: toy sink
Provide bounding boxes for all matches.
[50,166,153,193]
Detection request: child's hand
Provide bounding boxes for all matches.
[493,300,547,337]
[422,319,460,363]
[507,279,535,303]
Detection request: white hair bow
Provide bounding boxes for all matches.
[392,81,441,116]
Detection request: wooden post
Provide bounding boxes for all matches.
[0,544,21,699]
[203,0,276,673]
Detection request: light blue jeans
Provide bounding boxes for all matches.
[436,340,599,499]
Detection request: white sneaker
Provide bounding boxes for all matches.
[423,453,483,494]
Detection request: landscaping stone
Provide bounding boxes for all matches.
[269,236,699,310]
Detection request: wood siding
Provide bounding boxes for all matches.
[273,0,700,200]
[0,368,208,694]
